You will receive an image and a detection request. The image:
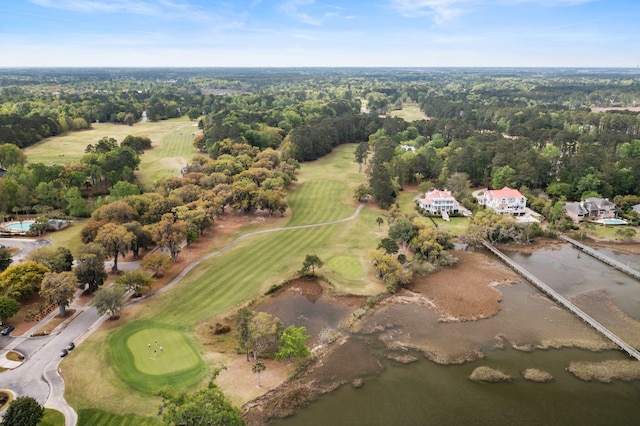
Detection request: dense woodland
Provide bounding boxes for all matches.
[2,67,640,226]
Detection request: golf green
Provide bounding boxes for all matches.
[110,321,206,393]
[128,328,200,375]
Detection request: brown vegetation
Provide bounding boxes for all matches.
[410,250,518,321]
[567,360,640,383]
[469,366,513,382]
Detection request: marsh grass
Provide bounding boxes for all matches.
[521,368,554,382]
[567,360,640,382]
[469,366,513,383]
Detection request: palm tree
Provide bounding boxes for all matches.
[252,361,266,387]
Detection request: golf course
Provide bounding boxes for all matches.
[60,141,384,424]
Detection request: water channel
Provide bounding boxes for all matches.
[274,244,640,426]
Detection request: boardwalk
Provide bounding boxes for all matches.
[560,235,640,281]
[483,242,640,361]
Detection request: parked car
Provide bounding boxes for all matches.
[1,326,15,336]
[66,342,75,351]
[59,349,68,357]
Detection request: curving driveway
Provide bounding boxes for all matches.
[0,204,365,425]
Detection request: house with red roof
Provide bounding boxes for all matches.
[417,189,460,215]
[477,187,527,216]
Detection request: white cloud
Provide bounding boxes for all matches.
[390,0,597,23]
[280,0,323,25]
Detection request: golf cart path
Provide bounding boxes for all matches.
[128,203,365,304]
[22,203,365,426]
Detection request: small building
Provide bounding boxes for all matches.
[564,198,617,223]
[476,187,527,216]
[418,189,460,215]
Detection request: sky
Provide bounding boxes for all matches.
[0,0,638,68]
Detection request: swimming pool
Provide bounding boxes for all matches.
[595,218,627,225]
[2,220,35,231]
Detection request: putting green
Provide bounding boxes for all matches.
[128,328,200,375]
[327,255,364,279]
[110,321,206,393]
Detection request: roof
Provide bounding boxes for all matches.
[420,189,459,205]
[487,187,525,200]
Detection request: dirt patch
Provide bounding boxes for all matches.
[410,250,518,321]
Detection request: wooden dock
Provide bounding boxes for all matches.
[483,241,640,361]
[560,235,640,281]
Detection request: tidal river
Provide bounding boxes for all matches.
[273,244,640,426]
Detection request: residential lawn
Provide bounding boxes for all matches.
[586,224,638,241]
[24,117,199,187]
[40,409,65,426]
[77,409,161,426]
[63,143,385,416]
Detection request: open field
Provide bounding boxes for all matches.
[44,219,88,256]
[63,143,385,418]
[388,104,431,122]
[24,117,199,186]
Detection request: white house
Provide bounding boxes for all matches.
[477,187,527,216]
[418,189,460,215]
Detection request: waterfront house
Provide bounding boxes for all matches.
[418,189,460,215]
[476,187,527,216]
[564,198,617,223]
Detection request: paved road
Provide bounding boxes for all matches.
[0,300,103,425]
[0,204,365,425]
[0,237,51,265]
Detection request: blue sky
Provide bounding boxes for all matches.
[0,0,638,67]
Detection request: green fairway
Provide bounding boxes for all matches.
[110,322,206,394]
[78,409,161,426]
[65,144,385,414]
[327,255,364,279]
[24,118,198,186]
